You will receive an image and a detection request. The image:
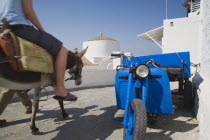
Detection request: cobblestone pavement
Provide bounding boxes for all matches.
[0,86,199,140]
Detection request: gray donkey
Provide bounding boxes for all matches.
[0,45,88,134]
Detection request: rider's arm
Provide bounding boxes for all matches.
[23,0,45,31]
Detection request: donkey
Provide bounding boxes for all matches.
[30,48,88,135]
[0,42,88,134]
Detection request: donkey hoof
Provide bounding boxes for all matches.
[31,127,40,135]
[62,113,69,119]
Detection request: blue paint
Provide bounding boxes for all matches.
[135,80,141,88]
[142,78,148,106]
[115,68,174,114]
[123,52,191,78]
[146,68,174,114]
[123,66,134,127]
[115,51,191,139]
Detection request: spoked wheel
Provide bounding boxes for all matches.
[123,99,147,140]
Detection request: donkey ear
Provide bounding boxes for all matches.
[78,46,88,57]
[73,48,78,54]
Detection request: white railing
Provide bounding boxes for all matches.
[191,1,200,13]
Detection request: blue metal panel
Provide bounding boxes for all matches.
[115,68,174,114]
[115,69,128,109]
[123,52,191,78]
[115,69,135,110]
[146,68,174,114]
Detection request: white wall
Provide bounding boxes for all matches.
[194,0,210,139]
[83,40,120,59]
[64,69,115,89]
[113,58,122,69]
[161,1,210,138]
[84,59,113,70]
[162,16,201,64]
[83,40,121,70]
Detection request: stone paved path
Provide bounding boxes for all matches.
[0,86,199,140]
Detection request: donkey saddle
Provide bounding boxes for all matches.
[0,29,54,73]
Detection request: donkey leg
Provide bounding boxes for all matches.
[58,100,68,119]
[30,88,41,135]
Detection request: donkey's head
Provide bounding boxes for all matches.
[66,47,88,85]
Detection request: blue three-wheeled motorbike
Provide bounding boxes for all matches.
[113,52,192,140]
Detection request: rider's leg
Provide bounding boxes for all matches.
[53,47,77,101]
[54,47,68,97]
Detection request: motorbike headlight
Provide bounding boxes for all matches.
[135,65,149,79]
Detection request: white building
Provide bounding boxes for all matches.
[138,2,201,64]
[65,34,122,89]
[83,33,121,69]
[138,0,210,139]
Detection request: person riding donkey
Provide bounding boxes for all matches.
[0,0,77,100]
[0,0,92,134]
[0,0,79,126]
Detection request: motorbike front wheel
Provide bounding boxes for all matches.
[123,99,147,140]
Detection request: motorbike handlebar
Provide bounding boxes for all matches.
[153,62,161,67]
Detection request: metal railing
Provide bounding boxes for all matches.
[191,1,200,13]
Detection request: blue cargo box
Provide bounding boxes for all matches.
[123,52,191,78]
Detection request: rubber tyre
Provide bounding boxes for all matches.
[183,80,194,109]
[123,99,147,140]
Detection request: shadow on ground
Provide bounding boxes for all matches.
[50,105,122,140]
[145,93,198,140]
[2,105,122,140]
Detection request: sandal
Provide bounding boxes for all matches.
[53,93,77,101]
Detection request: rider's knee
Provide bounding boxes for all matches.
[59,47,68,54]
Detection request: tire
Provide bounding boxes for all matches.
[178,78,184,95]
[123,99,147,140]
[183,80,194,109]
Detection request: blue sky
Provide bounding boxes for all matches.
[34,0,187,56]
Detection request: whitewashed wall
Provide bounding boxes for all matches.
[83,40,120,60]
[194,0,210,139]
[161,1,210,138]
[84,60,112,70]
[162,16,201,64]
[64,69,115,89]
